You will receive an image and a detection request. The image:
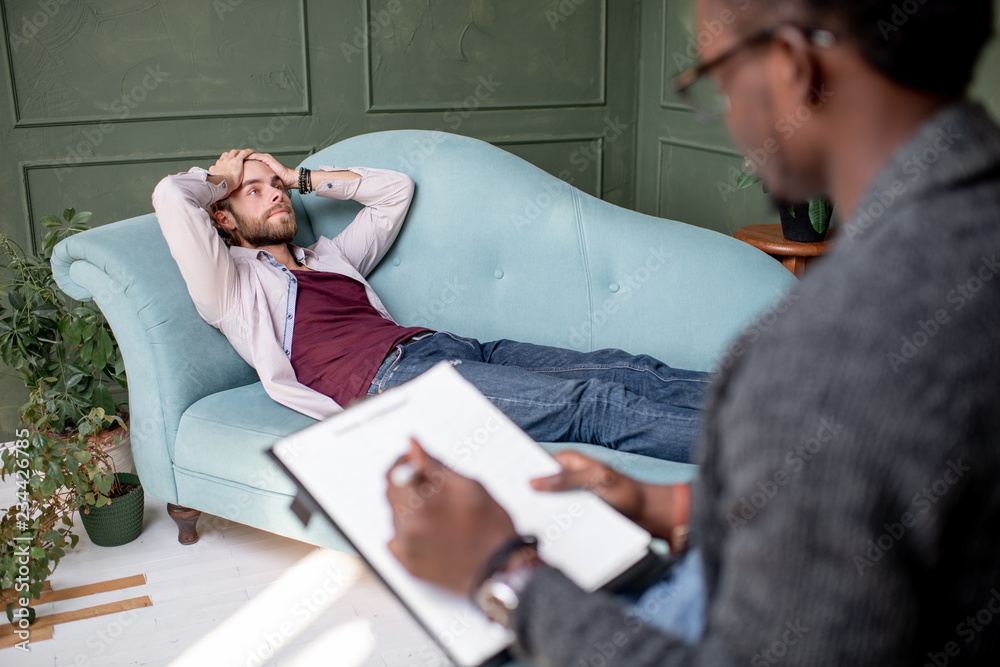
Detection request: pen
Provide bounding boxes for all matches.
[390,462,417,487]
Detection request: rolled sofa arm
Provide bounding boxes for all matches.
[51,214,258,502]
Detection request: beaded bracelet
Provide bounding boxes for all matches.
[298,167,312,194]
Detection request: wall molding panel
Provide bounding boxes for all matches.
[3,0,311,128]
[494,135,606,198]
[365,0,608,113]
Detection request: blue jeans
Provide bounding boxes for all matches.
[630,548,706,643]
[368,332,710,462]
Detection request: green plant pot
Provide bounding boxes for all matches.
[779,203,829,242]
[79,472,144,547]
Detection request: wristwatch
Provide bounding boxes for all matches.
[475,576,523,629]
[472,535,542,629]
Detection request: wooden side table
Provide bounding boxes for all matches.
[734,224,833,278]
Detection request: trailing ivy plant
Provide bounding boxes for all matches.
[1,396,122,624]
[0,210,128,623]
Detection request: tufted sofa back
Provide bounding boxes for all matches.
[294,130,794,370]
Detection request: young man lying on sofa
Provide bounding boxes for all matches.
[152,151,708,463]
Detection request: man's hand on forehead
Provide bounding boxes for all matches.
[208,148,255,200]
[248,152,298,191]
[207,149,298,200]
[207,148,359,200]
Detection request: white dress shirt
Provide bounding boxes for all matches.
[152,165,415,419]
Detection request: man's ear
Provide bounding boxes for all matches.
[773,25,823,107]
[213,207,238,232]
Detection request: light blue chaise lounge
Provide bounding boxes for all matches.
[51,130,796,550]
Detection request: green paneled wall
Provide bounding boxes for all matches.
[637,0,1000,233]
[1,0,998,431]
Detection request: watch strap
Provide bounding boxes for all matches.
[474,551,543,629]
[471,534,538,595]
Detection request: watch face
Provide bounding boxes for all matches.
[475,580,518,629]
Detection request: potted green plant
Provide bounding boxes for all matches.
[70,411,144,549]
[0,209,138,624]
[0,210,126,424]
[1,393,138,624]
[736,168,834,242]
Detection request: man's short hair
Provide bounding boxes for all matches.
[730,0,994,98]
[209,198,238,247]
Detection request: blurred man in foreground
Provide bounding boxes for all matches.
[386,0,1000,664]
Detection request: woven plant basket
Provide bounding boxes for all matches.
[95,417,135,474]
[79,472,144,547]
[52,417,134,480]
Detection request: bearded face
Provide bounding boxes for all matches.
[230,202,298,247]
[217,158,299,249]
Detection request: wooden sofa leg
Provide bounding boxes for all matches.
[167,503,202,545]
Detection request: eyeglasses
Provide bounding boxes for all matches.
[672,25,836,124]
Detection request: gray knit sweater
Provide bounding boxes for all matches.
[512,102,1000,666]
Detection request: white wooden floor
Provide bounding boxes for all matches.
[0,476,454,667]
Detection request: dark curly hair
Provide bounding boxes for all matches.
[725,0,994,97]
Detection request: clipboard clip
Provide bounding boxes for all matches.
[289,491,320,527]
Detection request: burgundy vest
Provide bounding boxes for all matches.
[290,270,432,405]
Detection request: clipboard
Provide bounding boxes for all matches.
[269,362,658,667]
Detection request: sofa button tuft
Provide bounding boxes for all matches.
[393,258,401,266]
[609,282,620,293]
[494,268,504,280]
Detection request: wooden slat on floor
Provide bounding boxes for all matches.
[0,626,52,650]
[35,573,146,604]
[1,574,144,606]
[0,596,152,640]
[0,573,148,649]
